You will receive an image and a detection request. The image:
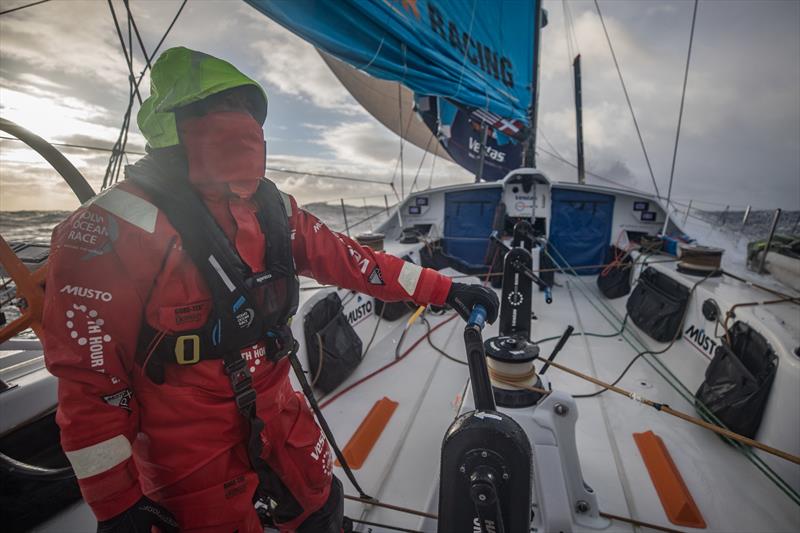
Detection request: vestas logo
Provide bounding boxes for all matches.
[469,137,506,163]
[60,285,113,302]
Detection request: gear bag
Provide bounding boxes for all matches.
[303,292,363,394]
[597,246,633,299]
[626,267,689,342]
[695,322,778,439]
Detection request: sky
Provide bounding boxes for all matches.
[0,0,798,212]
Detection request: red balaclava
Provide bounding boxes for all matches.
[178,111,267,270]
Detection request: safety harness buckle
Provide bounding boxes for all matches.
[224,356,254,407]
[234,388,257,411]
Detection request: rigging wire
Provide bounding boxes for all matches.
[122,0,152,74]
[397,82,405,199]
[662,0,700,234]
[593,0,661,199]
[0,0,51,16]
[408,131,435,195]
[426,139,439,190]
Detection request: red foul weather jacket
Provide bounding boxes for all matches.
[42,179,452,530]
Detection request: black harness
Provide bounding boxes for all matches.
[125,155,372,518]
[127,156,298,384]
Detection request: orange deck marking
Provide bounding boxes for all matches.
[633,430,706,529]
[336,397,399,469]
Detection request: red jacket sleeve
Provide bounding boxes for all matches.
[287,196,452,306]
[42,203,151,521]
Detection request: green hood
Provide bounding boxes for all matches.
[137,47,268,149]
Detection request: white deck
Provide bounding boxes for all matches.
[3,261,799,532]
[303,266,800,532]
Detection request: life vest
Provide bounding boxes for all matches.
[125,155,299,383]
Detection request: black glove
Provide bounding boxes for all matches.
[446,282,499,324]
[97,496,178,533]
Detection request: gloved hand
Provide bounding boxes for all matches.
[446,282,499,324]
[96,496,178,533]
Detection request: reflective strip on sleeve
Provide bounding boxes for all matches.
[89,188,157,233]
[398,262,423,297]
[279,192,293,216]
[65,435,132,480]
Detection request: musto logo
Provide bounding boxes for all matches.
[60,285,113,302]
[65,303,111,371]
[347,299,373,327]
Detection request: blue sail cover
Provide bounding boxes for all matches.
[244,0,538,124]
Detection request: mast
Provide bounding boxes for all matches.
[573,54,586,184]
[523,2,544,168]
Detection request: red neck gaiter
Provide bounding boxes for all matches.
[178,111,266,199]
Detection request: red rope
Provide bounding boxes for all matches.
[319,313,459,409]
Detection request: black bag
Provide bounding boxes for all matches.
[695,322,778,439]
[626,267,689,342]
[303,293,363,394]
[374,299,414,321]
[597,247,633,299]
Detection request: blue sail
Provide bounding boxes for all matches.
[244,0,539,124]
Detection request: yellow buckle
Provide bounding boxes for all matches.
[174,334,201,365]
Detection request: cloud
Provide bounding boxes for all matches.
[1,0,797,214]
[243,16,365,114]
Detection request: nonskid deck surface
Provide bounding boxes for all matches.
[318,273,800,532]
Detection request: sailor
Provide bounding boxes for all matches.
[42,47,498,533]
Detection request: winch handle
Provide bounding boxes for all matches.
[539,325,574,375]
[464,304,495,411]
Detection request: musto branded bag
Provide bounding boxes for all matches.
[303,292,364,394]
[626,267,689,342]
[695,322,778,439]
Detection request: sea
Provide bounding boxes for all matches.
[0,205,797,278]
[0,202,391,245]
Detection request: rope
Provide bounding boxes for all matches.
[487,364,537,385]
[344,494,684,533]
[310,332,325,388]
[543,243,800,503]
[662,0,699,234]
[593,0,661,199]
[319,314,458,409]
[546,358,800,465]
